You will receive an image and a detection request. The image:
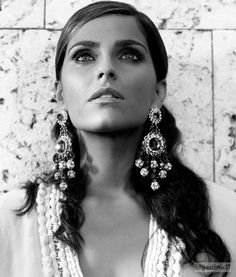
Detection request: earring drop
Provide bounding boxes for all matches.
[135,108,172,191]
[53,109,75,192]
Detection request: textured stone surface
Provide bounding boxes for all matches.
[214,31,236,191]
[151,0,236,29]
[161,30,213,181]
[0,30,60,190]
[0,0,44,28]
[45,0,236,29]
[45,0,95,28]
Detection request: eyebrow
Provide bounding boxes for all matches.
[67,39,147,53]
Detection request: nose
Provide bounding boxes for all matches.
[97,71,116,80]
[97,56,117,81]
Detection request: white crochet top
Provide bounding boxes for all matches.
[0,186,185,277]
[143,215,185,277]
[36,183,185,277]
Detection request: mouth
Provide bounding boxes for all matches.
[88,87,124,102]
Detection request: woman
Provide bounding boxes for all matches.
[0,1,232,276]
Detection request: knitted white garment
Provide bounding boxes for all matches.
[36,183,185,277]
[143,215,185,277]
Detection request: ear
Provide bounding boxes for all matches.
[151,79,167,110]
[55,80,64,105]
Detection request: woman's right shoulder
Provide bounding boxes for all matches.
[0,187,40,238]
[0,188,27,212]
[0,188,31,229]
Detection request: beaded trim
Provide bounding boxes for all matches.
[36,182,83,277]
[144,215,185,277]
[36,183,185,277]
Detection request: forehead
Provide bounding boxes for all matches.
[67,15,148,49]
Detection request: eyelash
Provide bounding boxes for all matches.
[73,50,94,63]
[72,48,143,63]
[120,48,143,62]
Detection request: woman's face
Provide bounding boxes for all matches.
[56,15,165,132]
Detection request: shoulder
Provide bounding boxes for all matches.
[206,181,236,223]
[206,181,236,219]
[0,189,42,276]
[0,188,27,212]
[0,188,33,232]
[206,181,236,277]
[206,181,236,247]
[0,187,40,249]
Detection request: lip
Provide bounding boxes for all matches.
[88,87,124,102]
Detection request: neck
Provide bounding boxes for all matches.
[78,128,143,199]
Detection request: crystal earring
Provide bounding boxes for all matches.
[135,108,172,191]
[53,109,75,191]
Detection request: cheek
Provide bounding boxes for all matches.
[61,70,87,110]
[60,83,86,128]
[125,66,156,105]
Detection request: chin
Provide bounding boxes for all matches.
[78,119,143,134]
[72,111,146,133]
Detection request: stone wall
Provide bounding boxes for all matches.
[0,0,235,191]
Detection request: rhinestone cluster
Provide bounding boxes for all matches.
[135,154,172,191]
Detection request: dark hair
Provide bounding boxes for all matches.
[17,1,231,275]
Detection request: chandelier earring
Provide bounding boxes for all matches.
[53,109,75,192]
[135,107,172,191]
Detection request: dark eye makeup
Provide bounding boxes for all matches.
[71,47,144,64]
[119,47,144,62]
[72,49,95,63]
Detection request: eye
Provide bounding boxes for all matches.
[72,50,95,63]
[119,48,143,62]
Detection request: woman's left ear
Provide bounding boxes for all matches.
[151,79,167,109]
